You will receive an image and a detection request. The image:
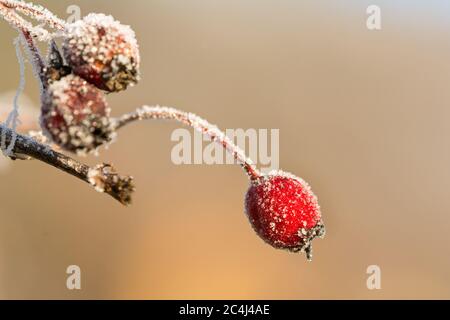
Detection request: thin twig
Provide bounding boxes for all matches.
[0,2,51,41]
[0,124,135,205]
[0,0,66,31]
[21,28,47,88]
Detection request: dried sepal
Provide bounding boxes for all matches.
[88,163,135,205]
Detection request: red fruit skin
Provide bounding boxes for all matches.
[41,74,114,154]
[245,171,325,260]
[63,13,140,93]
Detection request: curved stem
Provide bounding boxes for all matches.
[0,3,47,79]
[114,105,262,181]
[0,35,25,155]
[21,28,47,88]
[0,16,47,156]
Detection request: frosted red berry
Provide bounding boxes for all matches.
[40,74,114,154]
[245,171,325,260]
[63,13,140,92]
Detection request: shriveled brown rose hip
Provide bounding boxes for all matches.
[40,74,114,154]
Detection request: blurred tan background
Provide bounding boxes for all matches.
[0,0,450,299]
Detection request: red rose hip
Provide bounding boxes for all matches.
[63,13,140,92]
[245,171,325,261]
[40,74,114,154]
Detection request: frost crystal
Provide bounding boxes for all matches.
[1,36,26,157]
[1,0,66,31]
[0,3,53,41]
[88,167,105,193]
[63,13,140,92]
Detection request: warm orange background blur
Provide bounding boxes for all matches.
[0,0,450,299]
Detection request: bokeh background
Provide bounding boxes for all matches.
[0,0,450,299]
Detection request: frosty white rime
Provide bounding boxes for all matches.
[0,1,53,41]
[0,0,66,31]
[0,36,25,156]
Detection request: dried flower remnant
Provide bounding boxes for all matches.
[63,13,140,92]
[45,40,72,83]
[40,74,114,155]
[88,163,135,205]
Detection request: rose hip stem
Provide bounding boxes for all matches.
[0,3,55,42]
[21,29,47,88]
[114,106,262,181]
[0,0,66,31]
[0,4,48,87]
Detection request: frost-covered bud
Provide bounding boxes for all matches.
[62,13,140,93]
[40,74,114,155]
[245,171,325,261]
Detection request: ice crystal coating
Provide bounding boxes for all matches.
[245,170,325,261]
[1,0,67,31]
[0,2,53,41]
[40,74,114,155]
[0,91,39,173]
[0,36,26,156]
[63,13,140,92]
[88,163,135,205]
